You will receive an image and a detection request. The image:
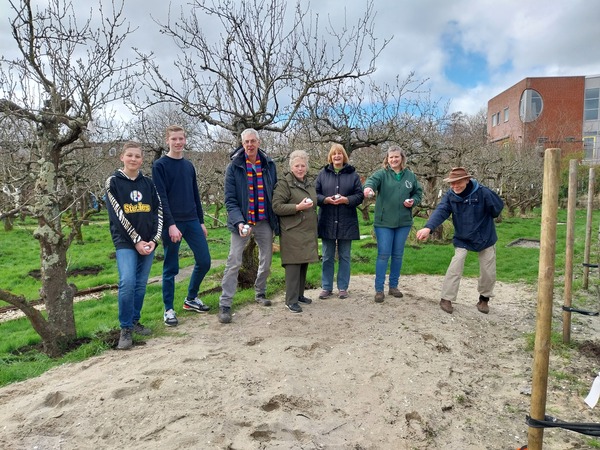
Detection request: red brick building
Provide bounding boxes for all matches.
[487,75,600,162]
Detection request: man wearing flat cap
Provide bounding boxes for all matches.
[416,167,504,314]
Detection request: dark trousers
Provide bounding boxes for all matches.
[284,263,308,305]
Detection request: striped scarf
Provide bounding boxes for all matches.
[246,156,266,225]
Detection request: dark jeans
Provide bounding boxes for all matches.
[162,219,211,310]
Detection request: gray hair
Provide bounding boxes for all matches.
[289,149,309,169]
[241,128,260,141]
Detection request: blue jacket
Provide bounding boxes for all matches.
[224,146,279,235]
[315,163,364,240]
[425,179,504,252]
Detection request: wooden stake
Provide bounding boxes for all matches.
[562,159,577,344]
[583,167,595,290]
[528,148,561,450]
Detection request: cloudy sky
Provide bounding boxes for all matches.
[2,0,599,118]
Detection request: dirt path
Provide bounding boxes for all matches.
[1,274,599,449]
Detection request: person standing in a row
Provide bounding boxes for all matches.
[105,142,163,350]
[363,146,422,303]
[152,125,212,327]
[272,150,319,313]
[315,144,364,300]
[416,167,504,314]
[217,128,279,324]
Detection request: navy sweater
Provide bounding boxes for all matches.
[152,155,205,228]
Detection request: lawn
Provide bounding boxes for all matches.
[0,206,598,386]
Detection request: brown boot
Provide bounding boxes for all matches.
[440,299,453,314]
[477,295,490,314]
[374,291,385,303]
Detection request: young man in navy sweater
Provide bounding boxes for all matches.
[152,126,211,326]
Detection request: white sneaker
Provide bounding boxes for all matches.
[163,309,178,326]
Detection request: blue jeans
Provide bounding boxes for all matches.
[162,219,211,310]
[374,226,411,292]
[115,248,155,329]
[321,239,352,291]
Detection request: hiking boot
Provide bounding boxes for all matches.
[477,295,490,314]
[388,287,404,298]
[133,321,152,336]
[298,295,312,304]
[338,290,349,299]
[440,299,454,314]
[163,309,178,327]
[117,328,133,350]
[218,306,232,324]
[183,297,210,312]
[318,289,333,299]
[286,303,303,313]
[374,291,385,303]
[255,294,272,307]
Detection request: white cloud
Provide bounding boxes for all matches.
[1,0,599,118]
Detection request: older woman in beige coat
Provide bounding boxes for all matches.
[272,150,319,313]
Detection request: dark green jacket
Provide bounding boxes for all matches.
[364,167,422,228]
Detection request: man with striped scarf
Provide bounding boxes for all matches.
[218,128,280,324]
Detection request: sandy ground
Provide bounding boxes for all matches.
[1,274,600,450]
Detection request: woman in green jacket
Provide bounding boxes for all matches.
[272,150,319,313]
[363,146,422,303]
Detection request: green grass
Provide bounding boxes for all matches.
[0,206,599,387]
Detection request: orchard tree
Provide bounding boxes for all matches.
[137,0,389,136]
[0,0,137,356]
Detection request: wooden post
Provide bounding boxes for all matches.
[583,168,595,290]
[528,148,561,450]
[562,159,578,344]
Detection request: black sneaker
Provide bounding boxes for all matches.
[117,328,133,350]
[133,322,152,336]
[286,303,302,313]
[255,294,272,306]
[297,296,312,304]
[183,297,210,312]
[218,306,232,324]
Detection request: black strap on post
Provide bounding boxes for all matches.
[562,305,599,316]
[526,414,600,436]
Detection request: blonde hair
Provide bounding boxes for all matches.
[165,125,185,139]
[121,141,143,155]
[383,145,407,170]
[327,143,349,165]
[289,150,309,169]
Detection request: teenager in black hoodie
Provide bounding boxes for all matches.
[105,142,163,349]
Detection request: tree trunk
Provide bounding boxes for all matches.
[3,216,13,231]
[358,202,372,222]
[239,236,259,289]
[30,157,77,356]
[34,221,77,356]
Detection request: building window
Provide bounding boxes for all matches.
[492,113,498,126]
[519,89,543,123]
[585,88,599,121]
[503,107,509,122]
[584,135,597,160]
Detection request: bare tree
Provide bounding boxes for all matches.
[136,0,389,136]
[0,0,137,356]
[297,74,434,155]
